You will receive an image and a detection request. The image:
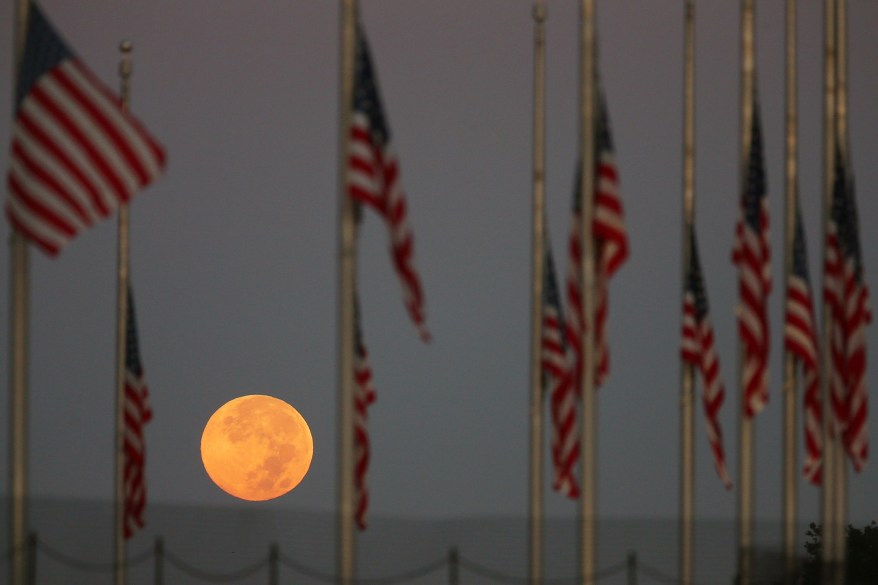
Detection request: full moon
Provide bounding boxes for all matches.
[200,395,313,501]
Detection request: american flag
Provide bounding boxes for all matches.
[348,26,429,342]
[554,89,628,498]
[544,242,579,498]
[353,298,377,530]
[731,102,771,418]
[784,203,821,485]
[5,3,165,256]
[123,286,152,539]
[682,227,733,489]
[824,147,871,472]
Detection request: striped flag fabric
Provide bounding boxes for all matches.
[123,286,152,539]
[731,102,771,418]
[544,242,579,499]
[353,299,377,530]
[5,3,166,256]
[348,26,429,342]
[554,88,628,499]
[784,203,821,485]
[682,227,733,489]
[824,147,871,471]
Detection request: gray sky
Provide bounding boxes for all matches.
[1,0,876,529]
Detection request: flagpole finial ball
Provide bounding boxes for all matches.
[533,2,547,22]
[119,40,132,54]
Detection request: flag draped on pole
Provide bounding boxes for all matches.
[784,204,821,485]
[552,88,627,499]
[682,227,733,489]
[731,101,771,418]
[123,286,152,539]
[5,3,165,256]
[824,148,871,472]
[353,298,377,530]
[348,26,429,342]
[543,242,577,498]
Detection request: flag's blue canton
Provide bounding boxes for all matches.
[126,287,144,378]
[833,148,864,282]
[743,104,767,231]
[544,244,565,343]
[353,28,390,147]
[571,90,613,215]
[792,204,811,284]
[17,4,72,107]
[686,227,709,322]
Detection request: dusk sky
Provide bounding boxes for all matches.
[1,0,876,532]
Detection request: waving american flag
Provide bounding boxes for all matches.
[553,88,628,499]
[682,227,732,489]
[825,147,871,472]
[5,3,165,256]
[784,204,821,485]
[732,102,771,418]
[348,26,429,342]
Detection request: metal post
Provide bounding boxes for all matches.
[529,4,547,585]
[337,2,358,584]
[578,1,598,584]
[26,533,36,585]
[154,537,164,585]
[819,0,837,581]
[737,2,756,585]
[782,2,799,584]
[448,547,459,585]
[114,40,133,585]
[626,551,637,585]
[269,543,279,585]
[9,4,32,585]
[680,4,696,585]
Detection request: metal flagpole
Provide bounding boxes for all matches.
[679,3,696,585]
[737,2,755,584]
[337,1,358,584]
[115,40,134,585]
[578,1,597,584]
[782,2,799,584]
[819,0,837,582]
[832,1,848,582]
[9,3,32,585]
[528,3,547,585]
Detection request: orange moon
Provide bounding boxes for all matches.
[200,395,313,501]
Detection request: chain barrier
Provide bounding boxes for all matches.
[638,562,710,585]
[278,551,446,585]
[277,552,337,583]
[458,555,627,584]
[164,549,268,582]
[2,538,715,584]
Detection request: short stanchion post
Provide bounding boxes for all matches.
[269,543,279,585]
[154,537,164,585]
[626,551,637,585]
[26,533,37,585]
[448,547,459,585]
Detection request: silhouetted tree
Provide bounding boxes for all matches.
[802,521,878,585]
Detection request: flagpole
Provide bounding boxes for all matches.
[831,1,848,582]
[578,1,597,584]
[737,2,755,585]
[113,40,134,585]
[679,2,696,585]
[528,3,547,585]
[337,1,358,583]
[9,1,32,582]
[781,1,799,584]
[819,0,838,581]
